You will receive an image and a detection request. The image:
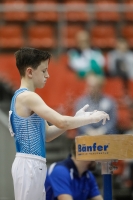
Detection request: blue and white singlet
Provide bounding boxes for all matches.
[9,88,46,158]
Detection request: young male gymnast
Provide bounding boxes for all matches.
[8,47,109,200]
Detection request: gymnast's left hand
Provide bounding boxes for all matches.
[75,104,93,117]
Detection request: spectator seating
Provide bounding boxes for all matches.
[103,77,125,100]
[0,0,133,50]
[62,24,84,48]
[94,0,121,22]
[0,25,25,48]
[64,1,90,22]
[103,77,132,130]
[32,0,58,22]
[128,80,133,98]
[90,25,116,48]
[64,0,87,2]
[121,26,133,48]
[3,0,29,22]
[27,25,56,48]
[117,105,132,130]
[123,0,133,21]
[0,54,20,88]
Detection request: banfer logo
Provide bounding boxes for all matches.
[78,143,109,153]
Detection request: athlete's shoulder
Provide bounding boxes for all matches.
[22,90,42,102]
[16,90,44,111]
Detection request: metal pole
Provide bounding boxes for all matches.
[101,161,113,200]
[103,174,112,200]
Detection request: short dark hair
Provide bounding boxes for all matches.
[14,47,51,76]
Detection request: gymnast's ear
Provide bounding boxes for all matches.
[26,67,33,78]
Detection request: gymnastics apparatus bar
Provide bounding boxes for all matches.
[75,135,133,200]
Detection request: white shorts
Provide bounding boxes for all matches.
[12,153,47,200]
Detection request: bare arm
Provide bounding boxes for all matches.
[90,195,103,200]
[45,121,67,142]
[58,194,73,200]
[57,194,103,200]
[26,92,109,141]
[45,105,92,142]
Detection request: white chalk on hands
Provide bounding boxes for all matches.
[75,105,110,125]
[75,104,89,117]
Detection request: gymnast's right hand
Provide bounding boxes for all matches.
[88,110,110,125]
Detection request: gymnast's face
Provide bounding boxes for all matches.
[27,60,50,88]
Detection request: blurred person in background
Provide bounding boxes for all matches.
[107,37,133,90]
[45,141,103,200]
[122,117,133,190]
[67,30,105,78]
[74,74,118,136]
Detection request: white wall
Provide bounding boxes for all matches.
[0,121,15,200]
